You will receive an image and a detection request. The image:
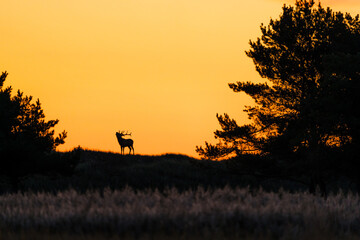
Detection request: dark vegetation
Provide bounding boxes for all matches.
[2,186,360,240]
[197,0,360,196]
[0,71,79,189]
[1,150,360,239]
[1,149,357,194]
[2,150,293,193]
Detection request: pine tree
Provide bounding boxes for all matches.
[197,0,360,162]
[0,71,67,176]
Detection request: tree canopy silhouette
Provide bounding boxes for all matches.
[0,71,67,176]
[197,0,360,162]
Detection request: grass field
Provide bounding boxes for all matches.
[1,186,360,239]
[1,150,308,193]
[0,150,359,239]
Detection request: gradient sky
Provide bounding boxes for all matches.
[1,0,359,157]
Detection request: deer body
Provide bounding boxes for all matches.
[116,131,134,155]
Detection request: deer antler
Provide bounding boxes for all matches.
[118,130,132,136]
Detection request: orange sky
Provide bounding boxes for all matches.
[1,0,359,157]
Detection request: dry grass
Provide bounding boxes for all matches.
[1,187,360,239]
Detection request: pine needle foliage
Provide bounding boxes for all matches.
[0,72,67,176]
[197,0,360,161]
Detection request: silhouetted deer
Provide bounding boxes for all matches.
[116,131,134,155]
